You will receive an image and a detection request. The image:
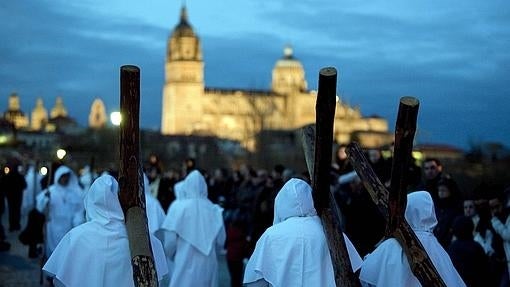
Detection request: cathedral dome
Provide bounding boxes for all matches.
[272,45,308,94]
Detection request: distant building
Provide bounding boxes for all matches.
[50,96,68,118]
[161,6,392,150]
[415,143,464,163]
[3,92,29,130]
[88,98,107,129]
[31,98,48,131]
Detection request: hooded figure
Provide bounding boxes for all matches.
[160,170,226,287]
[36,165,85,256]
[143,174,166,234]
[21,164,42,217]
[243,178,362,287]
[359,191,466,287]
[43,175,168,287]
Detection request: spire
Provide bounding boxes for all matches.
[180,5,188,25]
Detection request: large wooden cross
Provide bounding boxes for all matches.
[302,67,446,286]
[346,97,446,286]
[118,65,159,286]
[301,67,358,286]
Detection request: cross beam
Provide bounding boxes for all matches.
[346,97,446,287]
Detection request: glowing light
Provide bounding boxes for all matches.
[4,167,10,174]
[57,149,67,160]
[40,166,48,176]
[412,151,423,161]
[110,112,122,126]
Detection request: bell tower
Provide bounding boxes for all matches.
[161,6,205,135]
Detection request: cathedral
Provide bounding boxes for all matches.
[161,6,392,150]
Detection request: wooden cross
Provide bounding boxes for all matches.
[301,67,358,286]
[346,97,446,286]
[118,65,159,286]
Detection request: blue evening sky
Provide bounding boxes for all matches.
[1,0,509,149]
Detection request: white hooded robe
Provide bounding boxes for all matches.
[243,178,362,287]
[42,175,168,287]
[160,170,226,287]
[359,190,466,287]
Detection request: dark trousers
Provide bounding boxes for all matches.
[227,259,244,287]
[6,191,22,230]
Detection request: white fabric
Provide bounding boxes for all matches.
[78,165,96,192]
[160,170,226,287]
[491,214,510,280]
[21,165,42,216]
[36,165,85,256]
[244,178,362,287]
[43,175,168,287]
[359,191,466,287]
[144,174,166,234]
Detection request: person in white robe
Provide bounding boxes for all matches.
[359,190,466,287]
[160,170,226,287]
[78,165,96,192]
[43,174,168,287]
[243,178,363,287]
[143,174,166,234]
[36,165,85,257]
[21,164,43,217]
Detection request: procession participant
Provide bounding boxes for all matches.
[160,170,226,287]
[36,165,84,257]
[43,175,168,287]
[359,191,465,287]
[243,178,362,287]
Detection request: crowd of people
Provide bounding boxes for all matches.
[0,147,509,286]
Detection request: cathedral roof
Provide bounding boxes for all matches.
[172,6,196,38]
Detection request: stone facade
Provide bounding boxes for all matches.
[161,6,392,150]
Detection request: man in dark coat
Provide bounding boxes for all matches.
[1,163,27,231]
[447,215,489,287]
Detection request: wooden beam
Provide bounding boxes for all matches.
[301,67,358,287]
[346,142,446,287]
[118,65,158,287]
[387,96,419,235]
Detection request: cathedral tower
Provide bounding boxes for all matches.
[50,96,68,119]
[3,92,29,129]
[88,98,107,129]
[31,97,48,131]
[161,6,205,135]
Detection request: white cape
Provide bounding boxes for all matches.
[160,171,225,287]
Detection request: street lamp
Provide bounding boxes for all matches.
[56,149,67,160]
[110,111,122,126]
[40,166,48,176]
